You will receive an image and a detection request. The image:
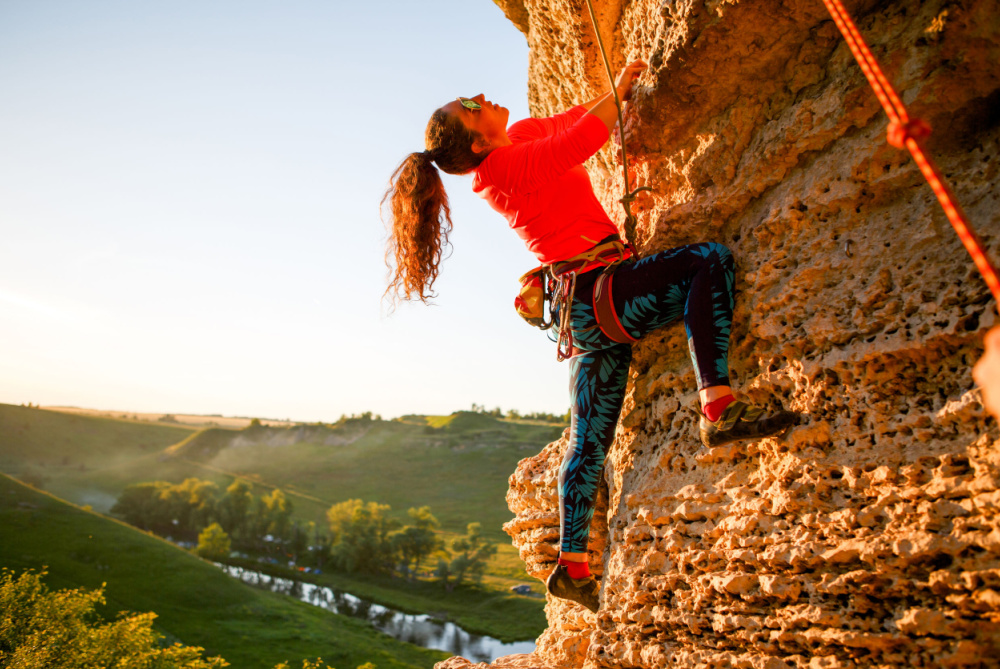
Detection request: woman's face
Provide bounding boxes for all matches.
[445,94,509,150]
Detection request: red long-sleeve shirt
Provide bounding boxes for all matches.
[472,105,618,265]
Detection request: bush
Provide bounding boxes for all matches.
[0,568,227,668]
[196,523,232,560]
[0,570,380,669]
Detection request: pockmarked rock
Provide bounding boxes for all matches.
[440,0,1000,667]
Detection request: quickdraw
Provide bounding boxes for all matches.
[516,239,634,361]
[553,270,579,362]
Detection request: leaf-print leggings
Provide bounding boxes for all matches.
[557,242,734,554]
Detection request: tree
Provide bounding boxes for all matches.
[436,522,497,591]
[390,506,441,578]
[216,480,254,543]
[196,523,232,560]
[161,478,219,535]
[0,568,227,668]
[326,500,399,574]
[263,489,293,542]
[308,522,332,568]
[111,481,174,531]
[288,521,311,563]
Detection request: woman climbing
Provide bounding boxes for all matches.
[382,59,798,613]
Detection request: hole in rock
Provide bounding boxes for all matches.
[960,312,981,331]
[928,552,955,569]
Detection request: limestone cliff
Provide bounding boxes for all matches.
[441,0,1000,667]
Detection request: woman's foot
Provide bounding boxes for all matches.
[546,564,600,613]
[699,399,798,447]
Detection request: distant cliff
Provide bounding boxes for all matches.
[442,0,1000,667]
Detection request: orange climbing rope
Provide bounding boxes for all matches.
[821,0,1000,308]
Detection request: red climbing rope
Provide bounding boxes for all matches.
[821,0,1000,308]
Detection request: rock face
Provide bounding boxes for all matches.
[442,1,1000,667]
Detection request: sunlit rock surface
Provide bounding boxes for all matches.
[440,0,1000,667]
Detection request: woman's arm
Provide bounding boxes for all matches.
[580,93,610,112]
[587,60,647,132]
[481,59,648,196]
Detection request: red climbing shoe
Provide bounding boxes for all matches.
[546,564,600,613]
[699,400,798,448]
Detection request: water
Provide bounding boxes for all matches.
[220,565,536,662]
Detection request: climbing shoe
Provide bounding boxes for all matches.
[699,400,798,448]
[546,564,600,613]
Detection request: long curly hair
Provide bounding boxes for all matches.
[382,107,487,305]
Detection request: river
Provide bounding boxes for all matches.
[219,565,536,662]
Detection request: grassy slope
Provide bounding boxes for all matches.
[0,403,196,510]
[0,403,551,638]
[0,404,563,543]
[0,473,446,669]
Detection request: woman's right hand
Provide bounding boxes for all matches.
[615,59,647,101]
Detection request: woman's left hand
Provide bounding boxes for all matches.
[615,59,647,101]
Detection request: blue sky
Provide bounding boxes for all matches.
[0,1,575,421]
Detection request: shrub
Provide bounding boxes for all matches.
[0,568,227,668]
[196,523,232,560]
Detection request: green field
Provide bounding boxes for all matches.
[0,473,447,669]
[0,403,553,645]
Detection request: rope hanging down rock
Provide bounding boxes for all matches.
[583,0,651,256]
[821,0,1000,310]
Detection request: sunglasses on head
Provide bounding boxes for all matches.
[457,97,482,110]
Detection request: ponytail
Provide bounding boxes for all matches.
[382,107,488,305]
[383,150,452,304]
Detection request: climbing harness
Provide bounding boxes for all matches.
[821,0,1000,309]
[582,0,651,254]
[515,239,634,361]
[550,238,633,360]
[592,269,637,345]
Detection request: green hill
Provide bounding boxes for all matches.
[0,472,446,668]
[0,404,564,541]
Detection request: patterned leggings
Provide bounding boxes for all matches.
[556,242,735,554]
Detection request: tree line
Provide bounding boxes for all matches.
[468,403,569,423]
[110,478,495,589]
